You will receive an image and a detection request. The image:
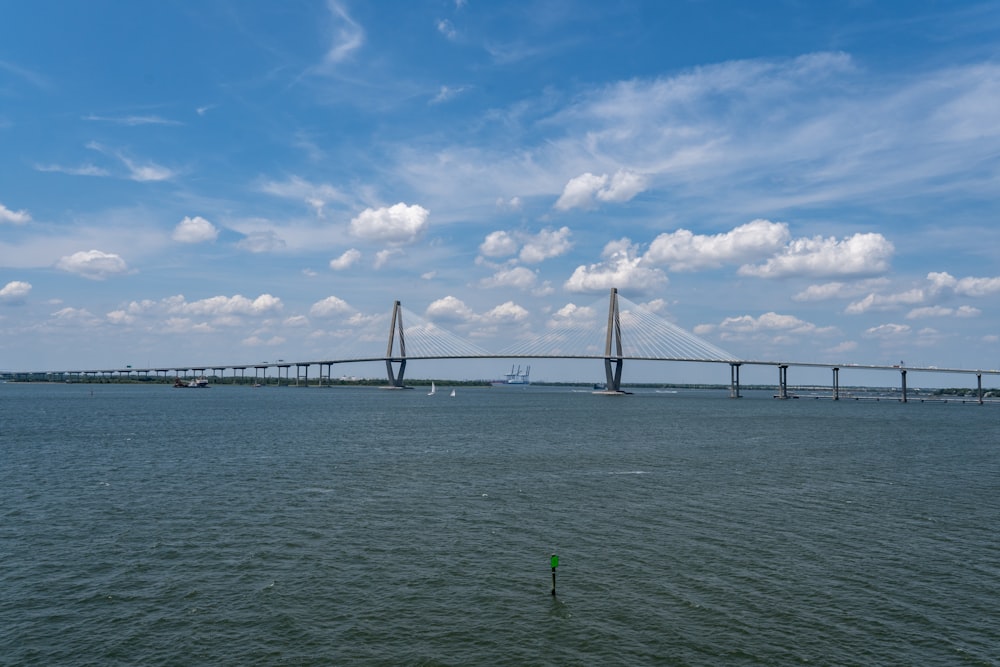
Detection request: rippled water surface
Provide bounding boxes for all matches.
[2,383,998,665]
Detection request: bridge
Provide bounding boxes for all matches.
[19,288,1000,403]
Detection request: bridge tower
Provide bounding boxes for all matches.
[384,300,408,389]
[597,287,630,394]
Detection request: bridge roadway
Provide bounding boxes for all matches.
[30,354,1000,405]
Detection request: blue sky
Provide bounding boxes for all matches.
[2,1,1000,385]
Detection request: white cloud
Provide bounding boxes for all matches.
[330,248,361,270]
[0,203,31,224]
[739,232,894,279]
[350,202,429,244]
[554,169,646,210]
[845,288,925,314]
[165,294,283,317]
[927,271,1000,297]
[907,305,981,319]
[565,238,667,294]
[520,227,572,263]
[56,250,129,280]
[105,310,134,325]
[548,303,599,328]
[554,173,609,211]
[237,231,286,253]
[479,230,519,258]
[426,295,476,322]
[482,301,529,322]
[864,323,911,339]
[373,248,402,268]
[310,296,353,317]
[172,216,219,243]
[598,169,648,203]
[0,280,31,303]
[113,294,286,334]
[644,219,791,271]
[50,306,101,327]
[638,298,668,314]
[477,227,573,264]
[242,335,286,347]
[793,280,887,301]
[479,266,537,289]
[717,312,833,336]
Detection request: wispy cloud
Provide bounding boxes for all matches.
[0,59,50,90]
[85,141,176,182]
[258,175,351,216]
[430,84,470,104]
[35,163,110,177]
[83,114,182,126]
[321,1,365,68]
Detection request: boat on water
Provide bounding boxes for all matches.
[450,388,456,397]
[491,364,530,386]
[174,376,210,388]
[428,382,436,396]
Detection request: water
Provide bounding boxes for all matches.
[2,383,998,665]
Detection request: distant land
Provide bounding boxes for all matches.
[3,372,997,400]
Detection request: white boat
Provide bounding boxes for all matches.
[450,389,456,397]
[174,376,210,388]
[428,382,436,396]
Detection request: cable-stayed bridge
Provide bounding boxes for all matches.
[34,288,1000,403]
[384,289,736,394]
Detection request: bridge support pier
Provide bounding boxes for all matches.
[833,367,840,401]
[777,364,789,399]
[730,363,742,398]
[977,372,984,404]
[604,357,623,393]
[383,300,410,389]
[595,288,630,394]
[900,369,907,403]
[385,359,407,388]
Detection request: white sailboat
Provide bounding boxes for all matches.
[450,388,456,397]
[428,382,436,396]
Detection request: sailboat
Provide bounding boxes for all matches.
[428,382,436,396]
[450,388,456,397]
